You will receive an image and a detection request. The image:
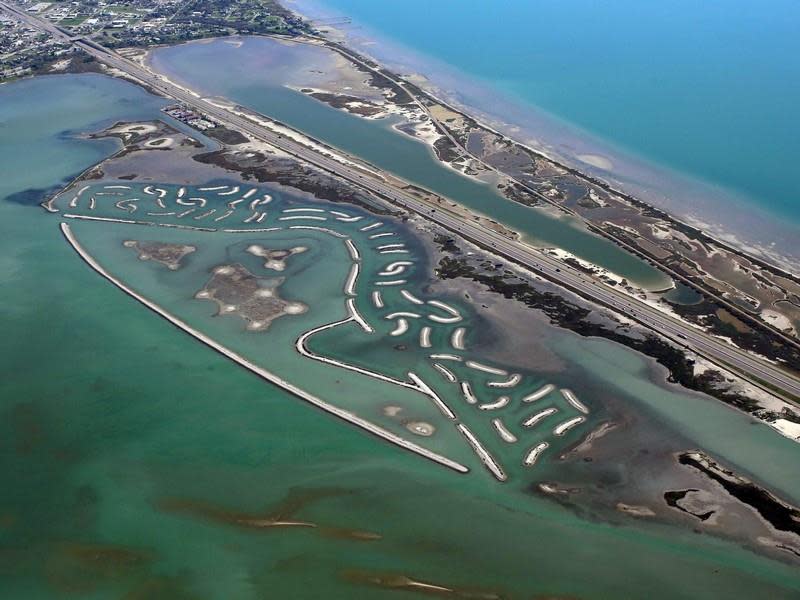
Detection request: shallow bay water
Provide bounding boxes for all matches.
[1,74,800,598]
[148,38,671,291]
[295,0,800,267]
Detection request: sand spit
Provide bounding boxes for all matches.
[523,442,549,467]
[431,353,462,361]
[390,318,409,336]
[278,215,327,221]
[344,262,359,295]
[554,416,586,436]
[346,297,373,333]
[488,373,522,389]
[478,396,510,411]
[359,221,383,231]
[465,361,508,376]
[522,408,558,428]
[450,327,466,350]
[400,289,424,304]
[61,222,467,473]
[345,238,360,260]
[433,363,457,383]
[523,383,555,403]
[375,279,406,286]
[288,225,347,238]
[560,389,589,414]
[371,290,384,308]
[491,418,517,443]
[457,423,506,481]
[298,315,415,390]
[408,372,457,420]
[419,326,432,348]
[460,381,478,405]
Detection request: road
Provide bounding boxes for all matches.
[4,1,800,401]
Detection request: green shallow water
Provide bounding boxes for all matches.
[2,74,800,598]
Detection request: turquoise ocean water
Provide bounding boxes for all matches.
[295,0,800,262]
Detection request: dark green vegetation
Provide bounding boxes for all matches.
[435,245,799,426]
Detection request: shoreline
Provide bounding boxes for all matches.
[288,0,800,272]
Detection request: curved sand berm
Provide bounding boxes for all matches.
[60,222,469,474]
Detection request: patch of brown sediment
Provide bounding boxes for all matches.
[194,263,307,331]
[44,541,152,594]
[157,487,381,541]
[340,569,505,599]
[121,575,206,600]
[123,240,196,270]
[560,421,618,459]
[10,403,45,454]
[158,497,315,529]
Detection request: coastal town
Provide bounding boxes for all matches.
[1,0,310,80]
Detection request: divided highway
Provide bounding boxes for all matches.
[4,1,800,401]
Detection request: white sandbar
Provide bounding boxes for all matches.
[450,327,466,350]
[344,262,359,296]
[375,279,406,286]
[346,297,373,333]
[288,225,346,238]
[194,209,216,220]
[492,418,517,443]
[386,312,421,319]
[457,424,506,482]
[283,207,325,213]
[553,416,586,436]
[522,407,558,428]
[223,228,282,233]
[419,326,432,348]
[488,374,522,389]
[428,314,462,324]
[279,215,327,222]
[465,361,508,376]
[371,290,384,308]
[433,363,456,383]
[460,381,477,404]
[427,299,460,317]
[430,353,462,361]
[478,396,510,411]
[400,289,424,304]
[561,389,589,414]
[523,384,555,403]
[523,442,549,467]
[344,238,360,261]
[390,318,409,336]
[408,372,457,420]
